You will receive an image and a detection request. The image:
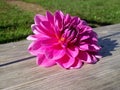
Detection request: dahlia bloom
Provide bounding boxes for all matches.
[27,10,101,69]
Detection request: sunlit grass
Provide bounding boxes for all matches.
[1,0,120,43]
[23,0,120,27]
[0,0,34,43]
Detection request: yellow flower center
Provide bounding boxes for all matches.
[60,37,65,42]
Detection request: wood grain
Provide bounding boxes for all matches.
[0,24,120,90]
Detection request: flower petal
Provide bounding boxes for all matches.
[40,21,55,35]
[46,11,54,25]
[27,35,37,41]
[34,14,47,24]
[28,37,57,55]
[56,54,75,69]
[31,24,40,34]
[66,47,79,58]
[79,44,89,51]
[32,22,56,38]
[80,35,90,41]
[54,10,64,30]
[27,34,49,41]
[78,51,93,63]
[79,43,101,52]
[45,44,65,60]
[77,24,92,34]
[40,38,58,46]
[64,14,71,26]
[28,41,44,55]
[70,16,80,26]
[45,49,65,60]
[95,54,102,59]
[91,44,101,50]
[37,54,56,67]
[70,58,83,69]
[91,55,98,64]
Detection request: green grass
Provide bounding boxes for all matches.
[0,0,34,44]
[23,0,120,27]
[1,0,120,43]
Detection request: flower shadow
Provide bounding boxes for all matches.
[0,56,35,67]
[98,32,120,57]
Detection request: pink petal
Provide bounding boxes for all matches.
[40,21,54,35]
[54,11,64,30]
[27,35,38,41]
[28,41,43,55]
[79,20,87,25]
[70,58,83,69]
[70,17,80,26]
[37,54,56,67]
[56,54,75,69]
[40,38,58,46]
[78,51,93,63]
[79,43,101,52]
[64,14,71,26]
[92,37,98,42]
[66,47,79,58]
[91,55,98,63]
[46,11,54,25]
[85,26,93,31]
[79,44,89,51]
[91,44,101,50]
[80,35,90,41]
[28,37,57,55]
[87,44,101,52]
[95,55,102,59]
[34,14,47,24]
[31,24,40,34]
[27,34,49,41]
[31,24,54,37]
[77,24,92,34]
[45,47,65,60]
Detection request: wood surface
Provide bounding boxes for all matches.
[0,24,120,90]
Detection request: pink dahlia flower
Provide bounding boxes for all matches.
[27,10,101,69]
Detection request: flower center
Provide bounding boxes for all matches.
[60,27,78,47]
[60,37,65,42]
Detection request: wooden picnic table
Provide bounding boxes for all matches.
[0,24,120,90]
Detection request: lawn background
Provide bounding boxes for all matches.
[0,0,33,43]
[1,0,120,43]
[23,0,120,26]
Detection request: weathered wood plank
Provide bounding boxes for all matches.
[0,24,120,90]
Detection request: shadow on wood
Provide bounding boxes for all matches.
[99,32,120,57]
[0,56,35,67]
